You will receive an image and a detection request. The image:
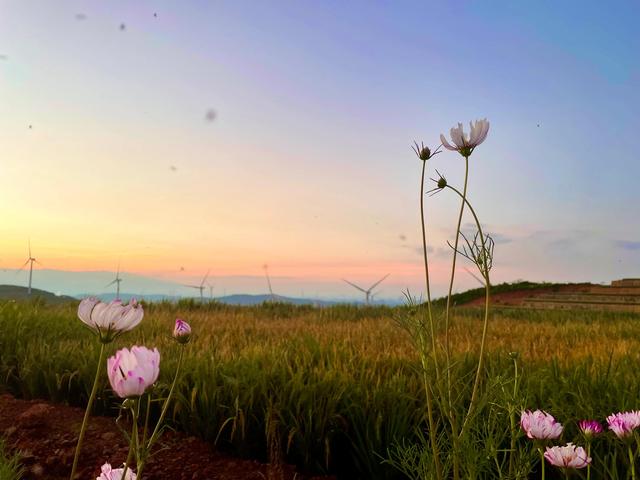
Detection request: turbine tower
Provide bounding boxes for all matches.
[184,269,210,302]
[19,240,40,295]
[106,264,123,301]
[342,274,390,305]
[263,264,275,302]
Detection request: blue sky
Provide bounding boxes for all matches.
[0,0,638,299]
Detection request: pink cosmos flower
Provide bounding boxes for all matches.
[578,419,603,437]
[607,411,640,439]
[544,443,591,469]
[78,297,143,341]
[173,318,192,344]
[440,118,490,156]
[96,462,137,480]
[520,410,563,440]
[107,346,160,398]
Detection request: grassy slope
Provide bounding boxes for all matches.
[432,280,584,306]
[0,285,75,304]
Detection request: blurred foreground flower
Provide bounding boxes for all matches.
[440,118,489,157]
[107,346,160,398]
[78,297,144,342]
[173,318,192,343]
[520,409,563,440]
[607,411,640,439]
[97,463,137,480]
[579,419,603,438]
[544,443,591,469]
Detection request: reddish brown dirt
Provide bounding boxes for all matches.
[463,283,592,307]
[0,394,333,480]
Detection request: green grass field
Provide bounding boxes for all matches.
[1,299,640,478]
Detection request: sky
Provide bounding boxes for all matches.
[0,0,639,300]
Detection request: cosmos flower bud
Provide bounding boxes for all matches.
[78,297,144,343]
[578,419,603,438]
[520,409,563,440]
[173,318,192,344]
[97,463,137,480]
[437,176,447,189]
[107,346,160,398]
[544,443,591,469]
[412,141,438,161]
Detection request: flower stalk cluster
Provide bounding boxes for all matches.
[394,119,491,479]
[69,297,191,480]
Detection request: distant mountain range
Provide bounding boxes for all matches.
[0,285,347,306]
[0,269,401,304]
[77,292,339,306]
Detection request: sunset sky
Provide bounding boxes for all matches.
[1,1,639,299]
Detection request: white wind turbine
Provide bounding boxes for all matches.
[19,240,41,295]
[106,264,123,301]
[342,274,390,305]
[183,269,210,302]
[263,264,276,302]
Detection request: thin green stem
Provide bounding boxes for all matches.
[121,401,138,480]
[443,154,469,480]
[540,447,546,480]
[418,159,443,480]
[508,356,519,478]
[137,346,185,478]
[586,443,591,480]
[142,394,152,448]
[629,444,636,480]
[70,342,106,480]
[444,184,491,435]
[419,159,439,376]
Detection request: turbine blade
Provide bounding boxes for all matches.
[16,259,30,273]
[369,274,390,291]
[201,269,210,287]
[463,267,484,286]
[28,239,31,258]
[106,279,117,287]
[342,279,367,293]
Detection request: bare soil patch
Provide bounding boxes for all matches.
[0,394,333,480]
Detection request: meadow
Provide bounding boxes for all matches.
[1,299,640,478]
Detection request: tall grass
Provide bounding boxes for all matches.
[0,299,639,478]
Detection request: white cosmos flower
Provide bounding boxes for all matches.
[97,462,137,480]
[440,118,490,156]
[77,297,144,342]
[107,346,160,398]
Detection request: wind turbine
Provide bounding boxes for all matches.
[183,269,210,302]
[106,264,123,300]
[19,240,41,295]
[263,264,275,302]
[342,274,389,305]
[463,267,485,287]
